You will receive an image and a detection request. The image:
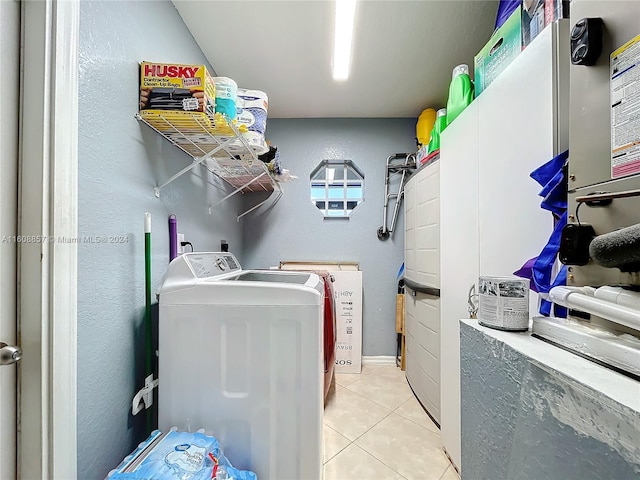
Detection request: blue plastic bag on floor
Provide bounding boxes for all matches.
[107,430,257,480]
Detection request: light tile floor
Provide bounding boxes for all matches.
[323,364,460,480]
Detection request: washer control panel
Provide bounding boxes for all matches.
[186,253,242,278]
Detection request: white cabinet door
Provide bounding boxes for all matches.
[404,161,442,423]
[477,24,559,317]
[404,290,441,423]
[404,173,417,283]
[439,101,479,471]
[414,162,440,289]
[404,161,440,289]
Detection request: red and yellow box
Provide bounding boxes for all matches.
[139,61,215,115]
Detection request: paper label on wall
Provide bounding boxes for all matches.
[331,271,363,374]
[611,34,640,179]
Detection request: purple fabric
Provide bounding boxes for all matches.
[513,257,540,293]
[169,215,178,262]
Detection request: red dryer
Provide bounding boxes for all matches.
[316,271,337,400]
[280,269,336,400]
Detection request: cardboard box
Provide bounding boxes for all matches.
[474,6,522,96]
[279,262,363,374]
[331,270,363,374]
[139,61,215,115]
[475,0,568,95]
[522,0,546,48]
[523,0,569,47]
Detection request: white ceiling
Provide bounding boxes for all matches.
[173,0,498,118]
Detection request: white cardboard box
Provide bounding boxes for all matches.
[279,262,363,374]
[331,270,363,374]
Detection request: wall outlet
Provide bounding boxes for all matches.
[177,233,185,254]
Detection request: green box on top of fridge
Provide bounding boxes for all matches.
[474,6,522,96]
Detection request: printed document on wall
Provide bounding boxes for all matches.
[611,34,640,179]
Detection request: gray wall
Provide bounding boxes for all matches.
[460,322,640,480]
[78,2,243,478]
[242,118,416,356]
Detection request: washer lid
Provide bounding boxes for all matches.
[159,253,323,305]
[225,271,313,284]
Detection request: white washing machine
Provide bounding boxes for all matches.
[158,252,324,480]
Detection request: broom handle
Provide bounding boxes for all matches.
[144,213,152,433]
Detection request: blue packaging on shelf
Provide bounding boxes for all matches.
[236,89,268,136]
[214,77,238,120]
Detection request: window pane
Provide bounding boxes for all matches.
[311,187,325,199]
[347,168,361,180]
[346,201,358,210]
[328,186,344,199]
[328,167,344,180]
[346,187,362,199]
[315,201,326,209]
[311,170,326,181]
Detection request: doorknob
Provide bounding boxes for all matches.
[0,342,22,366]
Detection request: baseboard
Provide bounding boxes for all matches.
[362,355,397,366]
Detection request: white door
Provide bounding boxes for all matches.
[0,1,21,478]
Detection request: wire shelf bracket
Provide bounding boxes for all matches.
[136,111,282,218]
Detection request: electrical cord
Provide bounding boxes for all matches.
[181,241,194,252]
[575,200,583,226]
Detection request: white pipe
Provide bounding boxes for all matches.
[550,286,640,332]
[594,286,640,310]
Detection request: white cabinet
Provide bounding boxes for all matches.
[404,160,441,424]
[438,22,569,472]
[476,24,560,317]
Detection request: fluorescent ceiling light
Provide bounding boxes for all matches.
[332,0,357,81]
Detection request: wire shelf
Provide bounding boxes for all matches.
[136,110,283,219]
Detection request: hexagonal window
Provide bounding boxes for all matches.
[310,160,364,218]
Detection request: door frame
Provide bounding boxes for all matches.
[0,0,20,478]
[18,0,79,478]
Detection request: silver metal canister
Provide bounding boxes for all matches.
[477,276,530,331]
